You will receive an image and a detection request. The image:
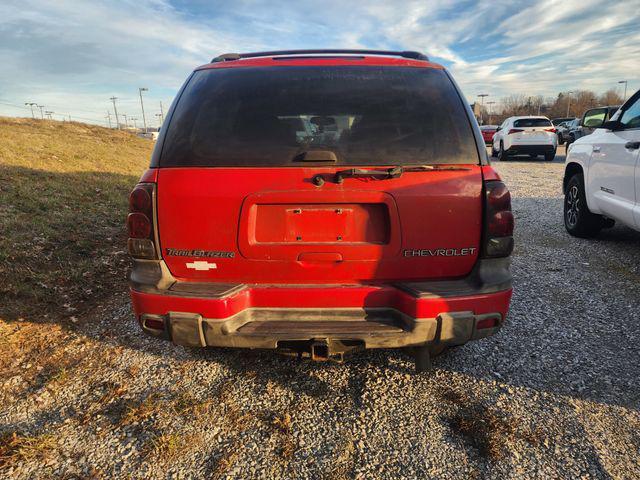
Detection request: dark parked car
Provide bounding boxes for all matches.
[551,117,575,126]
[565,106,620,146]
[556,118,578,145]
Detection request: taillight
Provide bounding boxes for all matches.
[507,128,523,135]
[482,181,514,258]
[544,127,556,133]
[129,187,151,212]
[127,213,151,238]
[127,184,158,259]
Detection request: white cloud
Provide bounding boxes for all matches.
[0,0,638,124]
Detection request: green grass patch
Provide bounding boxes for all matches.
[0,117,153,321]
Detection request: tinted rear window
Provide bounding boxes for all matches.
[513,118,552,128]
[160,66,478,166]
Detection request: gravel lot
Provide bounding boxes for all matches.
[2,146,639,479]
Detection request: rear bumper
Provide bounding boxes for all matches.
[506,144,555,155]
[128,258,512,352]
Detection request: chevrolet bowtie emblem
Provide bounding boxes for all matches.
[186,261,218,271]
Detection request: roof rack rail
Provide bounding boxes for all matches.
[211,49,429,63]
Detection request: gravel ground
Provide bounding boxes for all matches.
[2,146,640,479]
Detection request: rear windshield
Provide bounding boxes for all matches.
[160,66,478,166]
[513,118,552,128]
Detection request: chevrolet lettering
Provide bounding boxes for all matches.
[403,247,477,257]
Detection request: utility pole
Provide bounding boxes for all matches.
[37,105,45,119]
[45,111,54,120]
[105,111,112,128]
[618,80,628,101]
[477,94,489,125]
[159,101,164,124]
[25,102,37,118]
[566,91,574,117]
[486,101,495,124]
[138,87,148,133]
[110,96,120,129]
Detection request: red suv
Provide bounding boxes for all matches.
[127,50,513,371]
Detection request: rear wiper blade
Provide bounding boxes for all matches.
[403,165,472,172]
[335,166,403,183]
[333,164,471,183]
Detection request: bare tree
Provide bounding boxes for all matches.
[500,94,529,117]
[494,87,621,125]
[598,89,624,106]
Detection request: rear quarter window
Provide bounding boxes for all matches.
[513,118,552,128]
[160,66,479,167]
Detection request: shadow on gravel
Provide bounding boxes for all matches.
[3,164,639,414]
[438,191,640,410]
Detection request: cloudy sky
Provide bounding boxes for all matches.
[1,0,639,126]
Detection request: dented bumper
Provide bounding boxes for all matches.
[128,258,512,354]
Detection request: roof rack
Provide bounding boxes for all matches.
[211,49,429,63]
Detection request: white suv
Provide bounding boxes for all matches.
[563,90,640,237]
[492,116,558,161]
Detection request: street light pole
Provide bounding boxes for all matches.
[618,80,628,101]
[486,101,495,124]
[25,102,37,118]
[110,97,120,129]
[138,87,148,133]
[566,91,574,117]
[478,94,488,125]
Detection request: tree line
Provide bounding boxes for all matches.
[481,89,624,125]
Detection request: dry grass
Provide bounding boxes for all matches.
[0,116,152,322]
[119,394,163,425]
[438,387,542,461]
[171,391,214,417]
[0,432,57,469]
[143,432,203,463]
[0,321,85,401]
[209,440,243,479]
[326,438,356,480]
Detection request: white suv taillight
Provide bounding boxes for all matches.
[482,180,514,258]
[127,183,158,259]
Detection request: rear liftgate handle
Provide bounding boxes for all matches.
[297,252,343,263]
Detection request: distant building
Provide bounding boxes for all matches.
[470,102,483,124]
